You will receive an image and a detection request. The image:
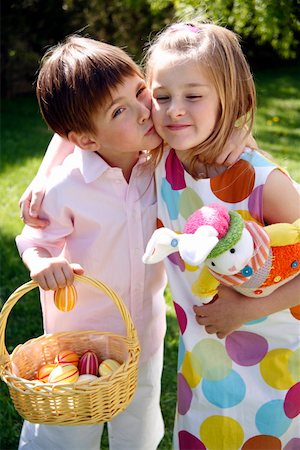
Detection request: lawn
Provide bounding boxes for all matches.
[0,65,299,450]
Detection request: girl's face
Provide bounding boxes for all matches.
[91,74,162,163]
[150,53,220,154]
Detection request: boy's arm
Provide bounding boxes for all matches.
[19,134,75,227]
[215,127,257,166]
[22,247,84,291]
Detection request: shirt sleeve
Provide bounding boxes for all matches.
[16,176,74,257]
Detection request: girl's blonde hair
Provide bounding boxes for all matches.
[144,21,256,178]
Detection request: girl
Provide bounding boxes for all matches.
[144,21,300,449]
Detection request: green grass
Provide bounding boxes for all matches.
[1,65,300,450]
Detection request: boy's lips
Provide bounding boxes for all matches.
[145,125,155,135]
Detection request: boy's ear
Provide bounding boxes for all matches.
[68,131,101,151]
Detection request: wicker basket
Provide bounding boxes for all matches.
[0,274,140,425]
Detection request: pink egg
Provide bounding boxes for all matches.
[78,350,99,376]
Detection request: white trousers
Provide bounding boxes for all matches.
[18,345,164,450]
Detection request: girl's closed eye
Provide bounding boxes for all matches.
[186,95,202,100]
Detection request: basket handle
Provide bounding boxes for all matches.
[0,274,138,362]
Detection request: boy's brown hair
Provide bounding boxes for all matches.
[36,36,142,137]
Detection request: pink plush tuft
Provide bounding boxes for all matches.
[183,204,230,238]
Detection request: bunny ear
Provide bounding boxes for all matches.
[142,228,180,264]
[178,226,219,266]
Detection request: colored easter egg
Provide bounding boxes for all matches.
[55,350,79,366]
[37,363,57,382]
[99,359,121,376]
[78,350,99,376]
[48,364,79,384]
[76,374,99,384]
[54,285,77,312]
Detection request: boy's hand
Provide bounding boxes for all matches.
[19,177,49,228]
[29,256,84,291]
[216,128,257,166]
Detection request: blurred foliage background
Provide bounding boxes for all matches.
[2,0,300,98]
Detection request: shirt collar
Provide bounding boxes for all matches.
[75,147,147,183]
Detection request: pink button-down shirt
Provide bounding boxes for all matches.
[16,148,167,363]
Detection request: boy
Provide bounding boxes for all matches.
[16,36,167,450]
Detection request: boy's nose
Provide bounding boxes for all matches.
[138,101,151,123]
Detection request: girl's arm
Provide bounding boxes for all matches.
[194,169,300,338]
[19,134,75,227]
[194,276,300,339]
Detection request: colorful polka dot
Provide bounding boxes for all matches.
[165,148,186,190]
[200,415,244,450]
[182,352,201,388]
[225,331,268,366]
[178,188,203,219]
[260,348,296,389]
[242,435,282,450]
[290,304,300,320]
[288,348,300,380]
[284,438,300,450]
[191,339,232,381]
[178,373,192,415]
[174,301,188,335]
[256,399,292,437]
[202,369,246,408]
[284,382,300,418]
[210,160,255,203]
[178,335,186,369]
[161,177,180,220]
[178,431,206,450]
[167,252,185,271]
[248,185,264,223]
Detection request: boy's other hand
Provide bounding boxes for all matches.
[30,256,84,290]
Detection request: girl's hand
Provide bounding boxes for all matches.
[193,286,257,338]
[19,177,48,228]
[29,256,84,291]
[216,128,257,166]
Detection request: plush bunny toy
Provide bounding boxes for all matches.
[143,204,300,303]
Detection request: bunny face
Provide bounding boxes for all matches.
[205,228,254,275]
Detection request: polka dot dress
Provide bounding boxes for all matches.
[155,147,300,450]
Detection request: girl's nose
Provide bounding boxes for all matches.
[167,100,185,119]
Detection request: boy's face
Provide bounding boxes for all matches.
[150,52,219,154]
[90,75,162,164]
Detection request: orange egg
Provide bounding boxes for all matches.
[55,350,79,366]
[54,285,77,312]
[37,364,57,382]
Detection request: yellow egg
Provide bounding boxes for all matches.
[48,364,79,384]
[99,359,121,376]
[54,285,77,312]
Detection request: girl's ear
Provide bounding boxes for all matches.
[68,131,101,151]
